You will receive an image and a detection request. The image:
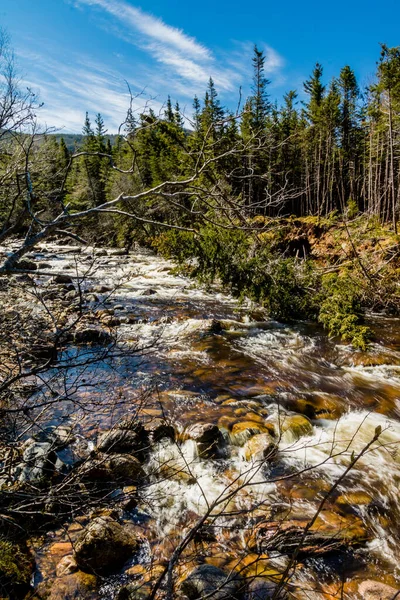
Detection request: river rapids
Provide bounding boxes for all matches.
[3,242,400,599]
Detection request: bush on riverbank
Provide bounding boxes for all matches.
[152,215,400,349]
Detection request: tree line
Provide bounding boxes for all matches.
[14,43,398,237]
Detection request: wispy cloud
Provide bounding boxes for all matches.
[71,0,259,92]
[19,50,163,132]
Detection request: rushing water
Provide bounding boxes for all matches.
[8,243,400,598]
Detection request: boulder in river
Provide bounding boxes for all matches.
[277,413,313,442]
[16,438,66,483]
[358,580,400,600]
[230,421,272,447]
[81,453,145,483]
[97,420,149,460]
[243,433,277,462]
[53,274,74,284]
[48,571,97,599]
[185,423,226,459]
[15,258,37,271]
[180,564,244,599]
[74,327,113,346]
[255,510,370,556]
[74,516,142,573]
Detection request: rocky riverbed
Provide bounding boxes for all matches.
[1,241,400,599]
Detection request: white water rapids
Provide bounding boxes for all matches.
[3,241,400,598]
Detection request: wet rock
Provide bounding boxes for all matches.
[116,582,152,600]
[74,516,142,573]
[81,453,145,483]
[358,580,400,600]
[185,423,226,458]
[141,288,157,296]
[56,555,78,577]
[146,418,176,443]
[48,571,97,599]
[74,327,113,346]
[64,289,77,300]
[209,319,223,334]
[230,421,272,447]
[256,511,370,556]
[101,315,121,327]
[180,564,243,599]
[33,425,75,450]
[53,274,74,284]
[97,421,149,460]
[283,395,345,420]
[16,439,66,483]
[246,578,287,600]
[38,262,52,269]
[243,433,277,462]
[15,258,37,271]
[94,249,108,257]
[278,413,313,441]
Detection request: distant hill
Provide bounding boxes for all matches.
[52,133,120,152]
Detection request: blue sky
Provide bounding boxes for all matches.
[1,0,399,132]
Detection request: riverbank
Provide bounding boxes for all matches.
[152,214,400,350]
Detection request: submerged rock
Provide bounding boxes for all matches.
[74,516,142,573]
[180,564,244,599]
[56,555,78,577]
[358,580,400,600]
[48,571,97,600]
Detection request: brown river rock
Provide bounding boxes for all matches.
[74,516,142,573]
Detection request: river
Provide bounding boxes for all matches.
[7,242,400,598]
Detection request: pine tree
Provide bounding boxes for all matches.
[165,96,175,123]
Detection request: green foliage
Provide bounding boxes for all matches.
[154,226,316,322]
[0,539,32,586]
[346,198,359,219]
[318,273,371,349]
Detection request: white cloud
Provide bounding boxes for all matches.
[71,0,246,92]
[20,52,163,132]
[74,0,211,60]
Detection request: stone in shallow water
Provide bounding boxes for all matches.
[358,580,400,600]
[74,516,142,573]
[97,422,149,460]
[180,564,244,600]
[48,571,97,600]
[185,423,226,458]
[277,413,313,441]
[243,433,277,462]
